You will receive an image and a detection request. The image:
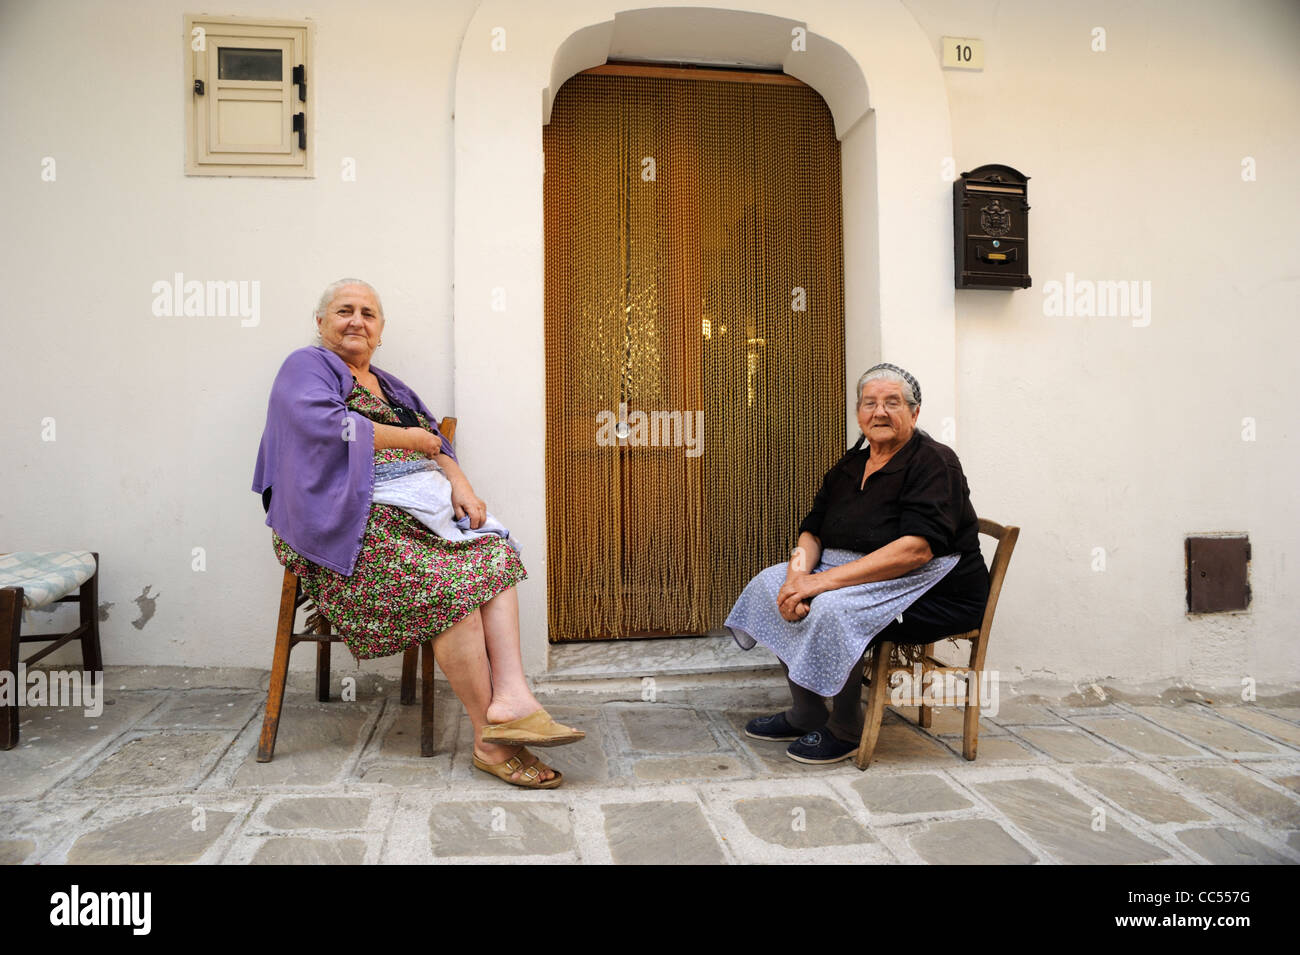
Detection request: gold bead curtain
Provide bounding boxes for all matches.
[543,67,845,641]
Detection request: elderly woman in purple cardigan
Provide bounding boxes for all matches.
[252,279,582,788]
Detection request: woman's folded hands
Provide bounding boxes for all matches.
[777,571,821,622]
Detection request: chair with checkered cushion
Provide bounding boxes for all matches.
[0,551,103,749]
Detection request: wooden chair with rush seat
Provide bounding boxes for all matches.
[256,417,457,763]
[854,518,1019,769]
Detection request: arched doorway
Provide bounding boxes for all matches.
[452,2,956,672]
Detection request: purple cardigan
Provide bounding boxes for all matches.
[251,346,456,576]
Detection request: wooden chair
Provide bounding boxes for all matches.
[855,519,1019,769]
[256,418,456,763]
[1,551,103,750]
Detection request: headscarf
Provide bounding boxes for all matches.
[862,362,921,405]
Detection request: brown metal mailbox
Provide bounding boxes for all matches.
[954,164,1031,289]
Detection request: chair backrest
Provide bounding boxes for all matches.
[971,518,1019,670]
[438,416,457,446]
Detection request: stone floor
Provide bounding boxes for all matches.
[3,657,1299,865]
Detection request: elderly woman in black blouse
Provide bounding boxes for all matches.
[725,363,989,763]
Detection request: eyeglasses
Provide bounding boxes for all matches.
[859,397,906,412]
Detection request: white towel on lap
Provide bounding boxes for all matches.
[371,465,522,555]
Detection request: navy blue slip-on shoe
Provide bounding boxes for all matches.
[785,726,859,764]
[745,712,807,741]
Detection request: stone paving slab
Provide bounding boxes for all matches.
[1130,704,1289,758]
[140,689,263,730]
[1071,714,1207,758]
[908,818,1039,865]
[1012,726,1128,763]
[974,777,1172,864]
[66,805,240,864]
[4,667,1300,865]
[0,840,36,865]
[76,731,229,791]
[603,800,726,864]
[985,701,1069,726]
[230,700,380,787]
[1,696,159,799]
[251,836,368,865]
[1262,706,1300,723]
[617,704,721,754]
[1069,766,1212,825]
[1215,706,1300,747]
[1176,827,1294,865]
[377,690,463,758]
[850,772,973,815]
[262,796,374,831]
[429,801,575,858]
[1164,765,1300,829]
[633,754,749,781]
[897,705,1007,736]
[947,735,1041,763]
[733,794,873,849]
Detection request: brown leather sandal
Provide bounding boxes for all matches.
[480,708,586,747]
[472,747,563,789]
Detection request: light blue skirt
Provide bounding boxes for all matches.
[725,549,958,696]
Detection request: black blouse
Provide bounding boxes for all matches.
[798,428,989,623]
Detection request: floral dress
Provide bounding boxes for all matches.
[272,380,527,660]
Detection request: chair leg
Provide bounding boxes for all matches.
[316,635,331,703]
[917,642,933,729]
[1,587,23,750]
[962,670,981,760]
[855,641,894,770]
[79,554,103,679]
[400,646,418,705]
[420,640,436,757]
[257,573,299,763]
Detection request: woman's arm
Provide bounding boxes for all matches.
[776,535,933,618]
[372,422,431,453]
[787,531,823,580]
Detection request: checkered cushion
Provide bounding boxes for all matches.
[0,551,96,610]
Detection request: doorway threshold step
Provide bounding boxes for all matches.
[542,630,780,682]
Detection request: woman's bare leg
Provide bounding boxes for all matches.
[477,586,545,725]
[432,605,555,782]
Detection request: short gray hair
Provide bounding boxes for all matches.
[856,364,920,411]
[314,278,384,322]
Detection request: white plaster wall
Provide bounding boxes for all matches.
[901,0,1300,689]
[2,0,1296,690]
[1,0,479,676]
